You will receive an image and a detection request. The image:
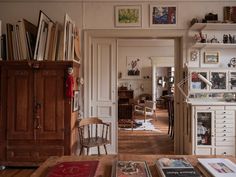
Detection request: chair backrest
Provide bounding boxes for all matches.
[78,117,111,144]
[138,93,152,103]
[145,100,156,110]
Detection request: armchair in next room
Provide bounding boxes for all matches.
[134,100,156,122]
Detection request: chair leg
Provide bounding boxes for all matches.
[153,110,157,120]
[171,120,174,139]
[168,118,171,135]
[87,147,89,155]
[79,146,84,155]
[131,120,134,131]
[104,145,108,154]
[97,146,100,155]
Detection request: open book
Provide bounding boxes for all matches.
[198,158,236,177]
[155,158,201,177]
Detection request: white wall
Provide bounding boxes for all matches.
[118,39,174,100]
[1,1,236,32]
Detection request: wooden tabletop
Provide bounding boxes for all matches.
[30,154,236,177]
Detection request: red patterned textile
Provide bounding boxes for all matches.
[46,161,99,177]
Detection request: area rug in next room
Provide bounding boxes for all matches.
[122,119,161,132]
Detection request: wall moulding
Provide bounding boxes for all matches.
[1,0,233,2]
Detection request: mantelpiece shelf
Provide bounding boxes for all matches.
[192,42,236,49]
[190,23,236,31]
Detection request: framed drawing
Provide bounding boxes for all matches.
[73,90,79,112]
[115,5,142,27]
[126,56,141,78]
[34,10,53,60]
[204,51,220,64]
[150,5,177,27]
[63,14,75,60]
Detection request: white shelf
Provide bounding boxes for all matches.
[192,42,236,49]
[190,23,236,31]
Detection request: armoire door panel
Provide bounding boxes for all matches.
[6,69,34,140]
[35,69,65,140]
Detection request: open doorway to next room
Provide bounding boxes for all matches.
[117,38,175,154]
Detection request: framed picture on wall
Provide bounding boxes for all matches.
[204,51,220,64]
[150,5,177,27]
[126,56,142,78]
[73,90,79,112]
[115,5,142,27]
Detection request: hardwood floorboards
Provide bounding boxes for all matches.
[118,108,174,155]
[0,167,36,177]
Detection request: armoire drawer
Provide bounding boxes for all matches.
[215,119,235,124]
[215,137,235,146]
[215,110,234,115]
[215,128,235,133]
[215,114,234,119]
[216,132,235,137]
[215,124,234,128]
[215,147,235,156]
[195,106,224,110]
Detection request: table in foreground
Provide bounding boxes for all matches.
[30,154,236,177]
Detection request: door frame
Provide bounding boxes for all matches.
[83,29,186,154]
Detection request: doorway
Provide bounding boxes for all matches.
[117,39,175,154]
[84,29,185,154]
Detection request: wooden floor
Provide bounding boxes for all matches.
[0,167,36,177]
[118,108,174,154]
[0,109,173,176]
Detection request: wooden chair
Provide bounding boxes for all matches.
[134,100,156,122]
[78,117,111,155]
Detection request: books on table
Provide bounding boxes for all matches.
[155,158,201,177]
[198,158,236,177]
[112,160,152,177]
[46,161,99,177]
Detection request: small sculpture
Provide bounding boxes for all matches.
[65,67,74,99]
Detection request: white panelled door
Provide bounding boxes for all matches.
[90,38,117,154]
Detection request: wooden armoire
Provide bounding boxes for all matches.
[0,61,80,166]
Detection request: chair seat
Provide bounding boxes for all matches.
[135,109,153,116]
[82,137,110,147]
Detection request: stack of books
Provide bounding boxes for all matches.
[155,158,201,177]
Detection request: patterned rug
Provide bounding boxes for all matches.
[120,119,161,132]
[118,119,137,128]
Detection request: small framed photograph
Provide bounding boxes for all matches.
[73,90,79,112]
[126,56,142,78]
[150,5,177,27]
[204,51,220,64]
[115,5,142,27]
